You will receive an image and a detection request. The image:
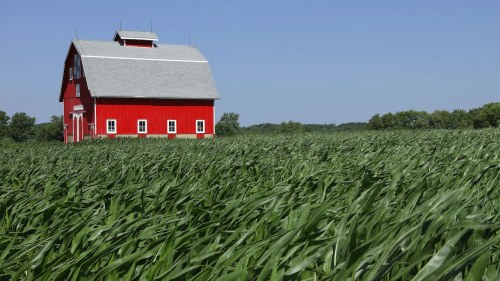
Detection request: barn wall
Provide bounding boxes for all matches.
[61,45,94,141]
[95,98,214,137]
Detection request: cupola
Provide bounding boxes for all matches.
[113,30,159,48]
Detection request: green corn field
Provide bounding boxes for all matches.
[0,130,499,280]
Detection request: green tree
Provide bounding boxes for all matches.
[279,121,303,134]
[470,102,500,128]
[9,112,36,142]
[36,115,64,142]
[0,110,9,138]
[449,109,471,129]
[368,114,383,130]
[430,110,453,129]
[394,110,429,129]
[380,113,396,129]
[215,112,240,136]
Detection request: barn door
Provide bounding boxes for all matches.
[72,113,83,142]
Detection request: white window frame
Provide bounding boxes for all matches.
[75,84,80,98]
[107,119,117,134]
[167,120,176,134]
[196,120,205,134]
[137,119,147,134]
[69,68,73,81]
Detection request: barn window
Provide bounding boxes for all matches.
[78,64,81,79]
[107,119,116,134]
[77,60,81,79]
[167,120,176,133]
[73,55,78,79]
[138,120,147,134]
[69,68,73,81]
[196,120,205,133]
[75,84,80,98]
[74,54,81,79]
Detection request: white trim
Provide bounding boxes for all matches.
[89,123,95,139]
[113,30,159,41]
[92,95,219,100]
[167,120,176,134]
[106,119,117,134]
[137,119,147,134]
[76,116,79,142]
[196,120,205,134]
[80,116,83,142]
[119,37,159,41]
[82,55,208,63]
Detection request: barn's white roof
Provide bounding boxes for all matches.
[70,39,219,100]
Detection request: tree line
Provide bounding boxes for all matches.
[367,102,500,130]
[242,121,367,134]
[216,102,499,136]
[0,110,63,142]
[215,112,367,136]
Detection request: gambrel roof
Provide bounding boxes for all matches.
[63,39,219,100]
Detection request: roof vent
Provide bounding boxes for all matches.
[113,30,159,48]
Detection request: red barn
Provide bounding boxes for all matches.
[59,30,219,143]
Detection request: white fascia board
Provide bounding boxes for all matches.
[91,95,220,100]
[120,37,159,41]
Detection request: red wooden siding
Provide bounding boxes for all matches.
[95,98,214,136]
[61,46,94,142]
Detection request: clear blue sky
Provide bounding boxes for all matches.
[0,1,499,126]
